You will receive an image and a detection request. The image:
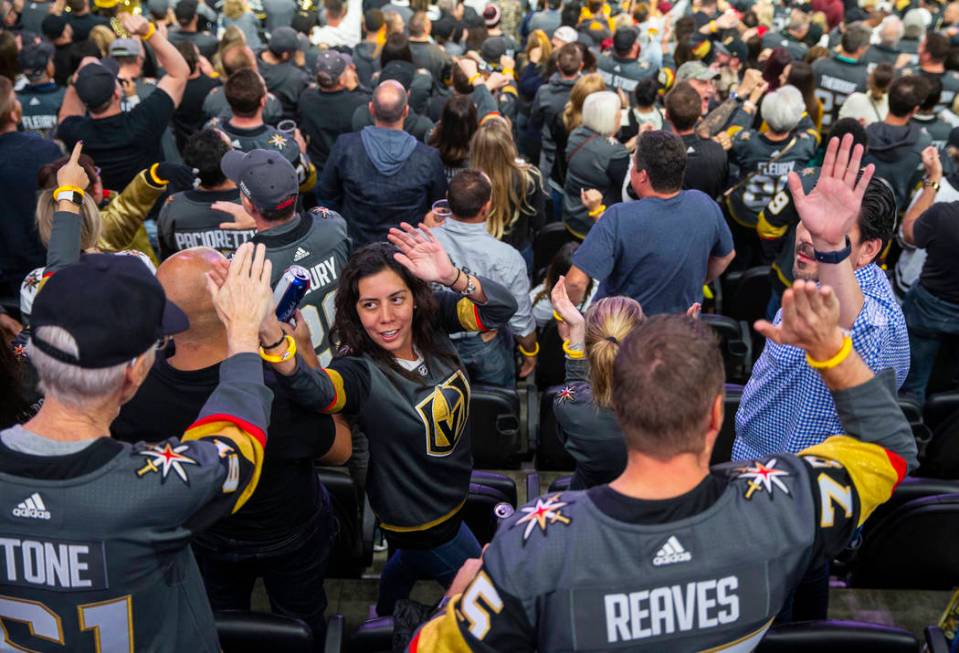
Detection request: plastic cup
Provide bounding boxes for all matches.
[432,199,452,221]
[277,119,297,138]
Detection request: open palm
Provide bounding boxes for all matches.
[789,134,875,247]
[387,222,456,284]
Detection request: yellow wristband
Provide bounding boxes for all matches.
[149,163,169,186]
[53,185,85,201]
[562,339,586,360]
[709,20,718,33]
[587,204,606,218]
[518,342,540,357]
[468,73,481,84]
[502,68,515,77]
[805,335,853,370]
[142,22,156,41]
[259,334,297,363]
[552,309,564,323]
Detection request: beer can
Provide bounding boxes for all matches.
[274,265,310,323]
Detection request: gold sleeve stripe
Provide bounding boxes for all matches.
[771,261,792,288]
[800,435,907,526]
[457,297,488,332]
[806,128,821,145]
[299,163,317,193]
[725,125,744,139]
[182,419,265,513]
[757,210,789,240]
[322,368,347,413]
[409,596,473,653]
[724,195,755,228]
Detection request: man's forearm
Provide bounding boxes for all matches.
[150,33,189,80]
[902,187,936,245]
[58,85,85,121]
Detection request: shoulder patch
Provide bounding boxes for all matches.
[557,386,575,402]
[512,494,574,544]
[135,442,198,485]
[735,458,792,500]
[802,167,817,176]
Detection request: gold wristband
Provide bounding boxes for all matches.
[142,23,156,41]
[518,342,539,357]
[53,185,85,201]
[805,335,853,370]
[149,163,169,186]
[562,339,585,360]
[258,334,296,363]
[468,73,481,84]
[552,309,564,323]
[587,204,606,218]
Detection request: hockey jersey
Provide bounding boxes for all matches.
[17,82,64,138]
[277,278,517,545]
[211,118,317,193]
[255,208,352,364]
[0,354,271,652]
[157,187,255,259]
[812,55,869,128]
[410,371,915,652]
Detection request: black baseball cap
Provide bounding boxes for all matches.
[315,49,350,86]
[480,36,507,63]
[221,148,299,213]
[74,59,120,108]
[41,14,68,39]
[613,27,638,54]
[31,254,188,369]
[18,42,54,77]
[269,26,301,55]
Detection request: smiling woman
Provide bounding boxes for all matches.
[258,224,518,617]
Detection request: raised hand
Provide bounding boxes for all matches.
[551,276,585,345]
[788,133,875,250]
[213,201,257,231]
[387,222,457,285]
[118,12,150,37]
[921,145,942,182]
[754,279,844,361]
[207,242,274,353]
[57,141,90,190]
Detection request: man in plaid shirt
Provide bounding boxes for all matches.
[733,135,910,461]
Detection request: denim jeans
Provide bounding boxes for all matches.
[901,283,959,405]
[192,492,335,650]
[376,521,482,616]
[454,332,516,387]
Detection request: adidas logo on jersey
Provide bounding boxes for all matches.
[652,536,690,566]
[293,246,311,262]
[29,97,40,106]
[13,493,50,520]
[686,146,695,154]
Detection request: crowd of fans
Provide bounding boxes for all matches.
[0,0,957,647]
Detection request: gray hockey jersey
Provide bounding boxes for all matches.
[812,55,869,128]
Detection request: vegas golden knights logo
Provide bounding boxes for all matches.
[416,370,471,457]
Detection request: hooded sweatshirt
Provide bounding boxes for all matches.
[360,126,418,176]
[864,121,931,208]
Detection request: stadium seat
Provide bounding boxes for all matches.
[860,477,959,536]
[924,391,959,434]
[897,397,932,454]
[925,626,949,653]
[848,493,959,589]
[533,222,575,283]
[215,610,314,653]
[721,265,772,327]
[325,614,345,653]
[464,471,517,544]
[525,471,540,503]
[535,387,576,471]
[710,386,742,466]
[919,406,959,479]
[470,385,522,469]
[701,314,753,384]
[534,319,567,390]
[318,467,374,578]
[349,616,394,653]
[756,620,919,652]
[547,475,573,493]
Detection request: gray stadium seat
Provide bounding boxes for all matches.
[756,620,919,652]
[215,610,314,653]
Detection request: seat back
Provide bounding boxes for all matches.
[349,617,394,653]
[535,387,577,471]
[710,386,742,466]
[722,265,772,326]
[701,314,753,384]
[318,467,371,578]
[920,407,959,479]
[756,620,919,652]
[547,475,573,493]
[534,320,567,390]
[533,222,575,282]
[861,477,959,535]
[215,610,314,653]
[849,494,959,589]
[924,391,959,433]
[470,386,522,469]
[463,479,515,545]
[925,626,949,653]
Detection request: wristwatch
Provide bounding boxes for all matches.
[53,189,83,207]
[923,177,941,192]
[813,236,852,264]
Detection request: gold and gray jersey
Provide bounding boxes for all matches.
[812,55,869,127]
[17,83,65,138]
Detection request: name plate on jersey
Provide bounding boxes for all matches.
[570,564,769,650]
[0,537,108,592]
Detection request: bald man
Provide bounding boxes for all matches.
[317,80,447,245]
[113,247,350,648]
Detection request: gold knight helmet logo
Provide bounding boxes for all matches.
[416,370,470,457]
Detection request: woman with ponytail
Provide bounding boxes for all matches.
[550,276,644,489]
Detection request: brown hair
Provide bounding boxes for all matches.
[557,42,583,76]
[613,315,724,459]
[665,81,702,131]
[224,67,265,117]
[562,72,605,131]
[585,297,645,408]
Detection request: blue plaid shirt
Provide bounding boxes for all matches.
[732,264,910,459]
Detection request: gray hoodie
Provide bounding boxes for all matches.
[360,126,417,176]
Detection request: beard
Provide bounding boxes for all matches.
[792,241,819,282]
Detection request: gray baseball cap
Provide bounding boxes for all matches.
[109,38,143,58]
[676,60,719,82]
[221,149,299,213]
[315,49,351,86]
